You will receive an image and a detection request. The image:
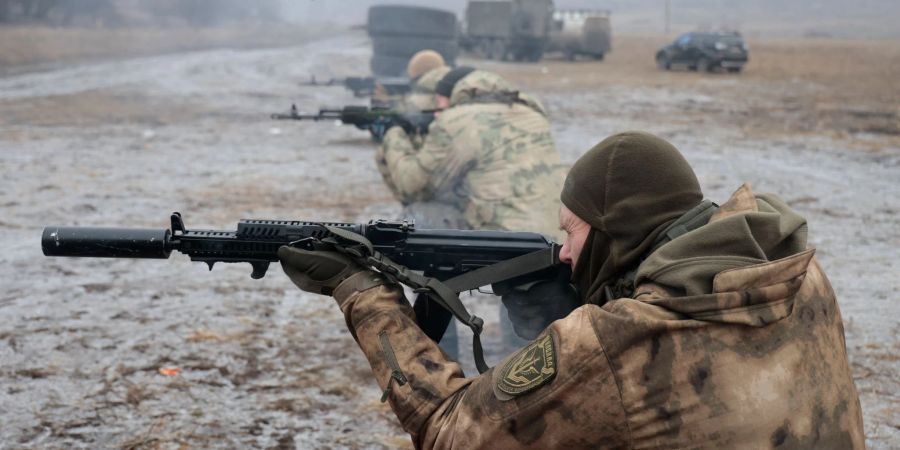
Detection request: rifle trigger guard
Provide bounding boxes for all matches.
[287,237,318,250]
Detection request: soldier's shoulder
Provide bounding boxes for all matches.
[432,104,485,127]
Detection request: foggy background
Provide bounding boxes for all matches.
[281,0,900,38]
[2,0,899,38]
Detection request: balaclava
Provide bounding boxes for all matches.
[560,131,703,304]
[435,66,475,97]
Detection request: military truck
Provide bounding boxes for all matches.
[367,5,458,77]
[546,9,611,61]
[460,0,554,62]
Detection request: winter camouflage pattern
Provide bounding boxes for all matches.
[331,185,864,449]
[376,70,566,239]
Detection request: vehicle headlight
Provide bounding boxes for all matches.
[714,42,727,51]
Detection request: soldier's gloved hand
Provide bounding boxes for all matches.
[277,246,367,296]
[369,122,388,142]
[501,269,580,340]
[400,112,435,135]
[369,118,397,143]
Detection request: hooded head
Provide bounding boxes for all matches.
[560,131,703,304]
[413,66,452,93]
[435,66,477,99]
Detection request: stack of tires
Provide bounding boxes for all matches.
[367,5,458,77]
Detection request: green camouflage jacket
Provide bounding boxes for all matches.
[375,70,566,239]
[331,184,865,449]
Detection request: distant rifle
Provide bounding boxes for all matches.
[271,104,435,138]
[42,213,564,365]
[301,75,411,98]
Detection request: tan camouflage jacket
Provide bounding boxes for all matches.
[375,70,566,239]
[332,185,865,449]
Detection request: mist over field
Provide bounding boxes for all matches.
[283,0,900,38]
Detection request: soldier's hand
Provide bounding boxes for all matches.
[501,270,580,340]
[278,246,367,296]
[369,121,391,142]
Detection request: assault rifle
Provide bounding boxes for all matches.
[42,212,563,367]
[271,104,435,140]
[301,75,411,98]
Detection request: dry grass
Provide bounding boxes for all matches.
[489,34,900,145]
[496,33,900,105]
[0,24,315,71]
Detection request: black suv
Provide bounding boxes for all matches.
[656,32,749,73]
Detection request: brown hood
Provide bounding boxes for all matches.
[635,184,811,326]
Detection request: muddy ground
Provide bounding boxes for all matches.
[0,29,898,449]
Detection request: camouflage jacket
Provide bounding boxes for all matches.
[332,185,865,449]
[376,70,566,239]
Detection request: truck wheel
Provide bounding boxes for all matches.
[367,5,457,39]
[371,36,458,62]
[727,67,742,73]
[593,52,605,61]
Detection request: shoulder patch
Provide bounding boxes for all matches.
[496,333,557,396]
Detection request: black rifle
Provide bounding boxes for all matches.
[42,213,563,352]
[271,104,435,138]
[301,76,411,98]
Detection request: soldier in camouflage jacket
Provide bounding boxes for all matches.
[281,132,864,449]
[375,68,566,239]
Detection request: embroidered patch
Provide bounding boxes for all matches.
[497,334,557,396]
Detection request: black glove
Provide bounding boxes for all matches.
[278,246,367,296]
[399,112,435,135]
[501,268,580,340]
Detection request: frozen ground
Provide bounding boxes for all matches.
[0,30,897,448]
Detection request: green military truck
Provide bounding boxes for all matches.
[460,0,554,62]
[546,9,612,61]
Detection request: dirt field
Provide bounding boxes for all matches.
[0,25,318,75]
[0,28,898,449]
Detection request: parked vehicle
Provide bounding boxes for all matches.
[546,9,611,61]
[459,0,554,62]
[367,5,458,77]
[656,31,749,73]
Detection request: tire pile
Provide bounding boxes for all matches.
[367,5,458,77]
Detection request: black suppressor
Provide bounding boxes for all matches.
[42,227,172,259]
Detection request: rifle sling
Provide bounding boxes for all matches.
[324,226,560,375]
[442,245,560,293]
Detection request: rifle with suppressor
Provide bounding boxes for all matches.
[271,104,435,140]
[301,76,411,98]
[42,212,564,370]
